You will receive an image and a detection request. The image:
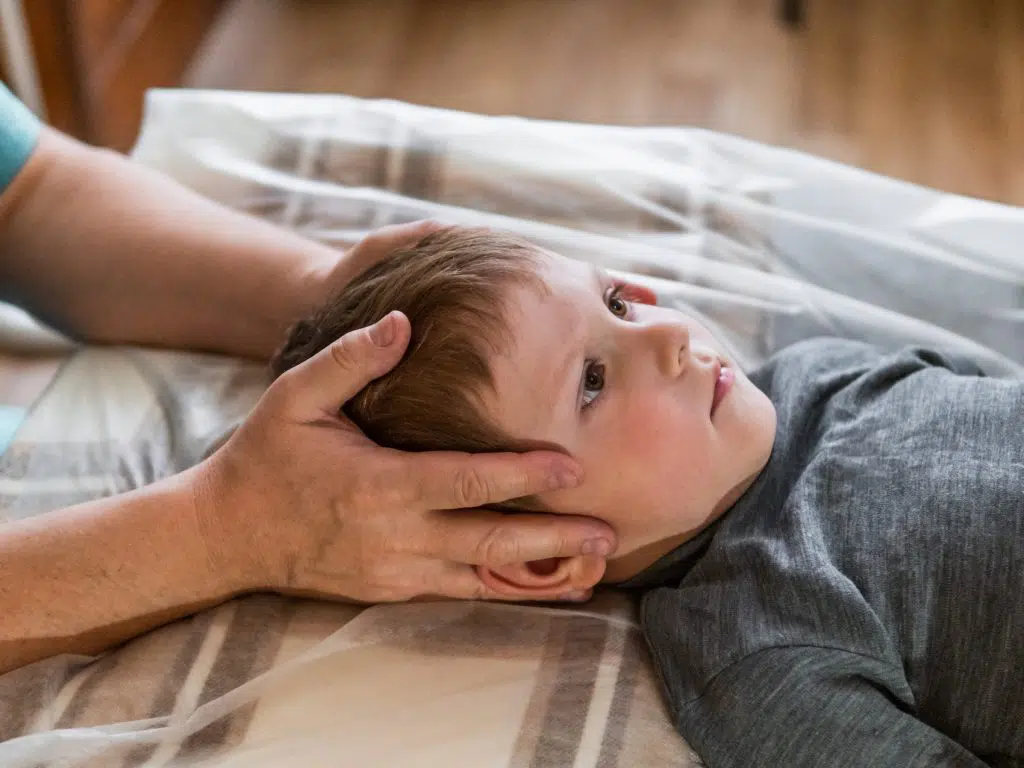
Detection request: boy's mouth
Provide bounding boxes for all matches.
[711,360,735,417]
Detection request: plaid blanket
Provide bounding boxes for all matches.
[1,88,1022,767]
[0,349,695,767]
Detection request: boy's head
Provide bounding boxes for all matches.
[273,227,776,593]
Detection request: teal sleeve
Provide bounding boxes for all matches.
[0,405,26,455]
[0,82,42,192]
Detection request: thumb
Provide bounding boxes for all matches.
[281,311,411,418]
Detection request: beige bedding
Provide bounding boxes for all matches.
[0,346,692,768]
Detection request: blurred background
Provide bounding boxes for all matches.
[2,0,1021,205]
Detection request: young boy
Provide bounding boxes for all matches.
[273,227,1024,768]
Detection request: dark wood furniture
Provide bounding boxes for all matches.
[5,0,225,151]
[781,0,805,28]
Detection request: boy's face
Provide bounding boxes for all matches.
[483,251,777,580]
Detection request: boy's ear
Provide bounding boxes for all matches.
[624,281,657,306]
[477,556,606,601]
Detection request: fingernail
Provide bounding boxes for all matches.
[547,467,581,491]
[581,538,612,557]
[369,312,396,346]
[560,591,589,602]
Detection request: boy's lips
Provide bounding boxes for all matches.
[711,360,734,416]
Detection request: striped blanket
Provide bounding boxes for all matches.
[0,347,692,767]
[1,89,1021,767]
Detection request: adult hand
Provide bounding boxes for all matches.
[196,311,616,603]
[308,219,449,305]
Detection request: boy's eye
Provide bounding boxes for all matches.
[606,285,629,319]
[581,361,605,409]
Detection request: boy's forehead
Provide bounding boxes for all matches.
[514,251,600,338]
[538,249,594,280]
[484,253,598,437]
[528,250,605,302]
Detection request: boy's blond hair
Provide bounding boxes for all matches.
[273,227,553,463]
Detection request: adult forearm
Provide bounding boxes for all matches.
[0,129,340,358]
[0,467,251,675]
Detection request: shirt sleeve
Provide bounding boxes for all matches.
[0,82,42,192]
[674,646,989,768]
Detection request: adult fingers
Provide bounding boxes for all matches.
[421,508,616,567]
[348,220,445,267]
[275,310,411,418]
[404,449,584,511]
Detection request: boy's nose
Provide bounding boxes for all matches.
[645,319,690,378]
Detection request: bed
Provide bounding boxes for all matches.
[0,89,1021,768]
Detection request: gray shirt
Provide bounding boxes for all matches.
[624,338,1024,768]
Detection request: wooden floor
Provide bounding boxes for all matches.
[187,0,1024,206]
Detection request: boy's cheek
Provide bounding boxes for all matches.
[620,404,719,494]
[542,397,703,518]
[620,394,700,456]
[538,453,631,523]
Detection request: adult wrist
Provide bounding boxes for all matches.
[182,461,269,597]
[259,246,339,357]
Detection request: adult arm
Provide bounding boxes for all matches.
[0,313,615,676]
[673,646,988,768]
[0,125,366,359]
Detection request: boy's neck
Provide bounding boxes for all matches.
[602,532,693,583]
[601,465,764,583]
